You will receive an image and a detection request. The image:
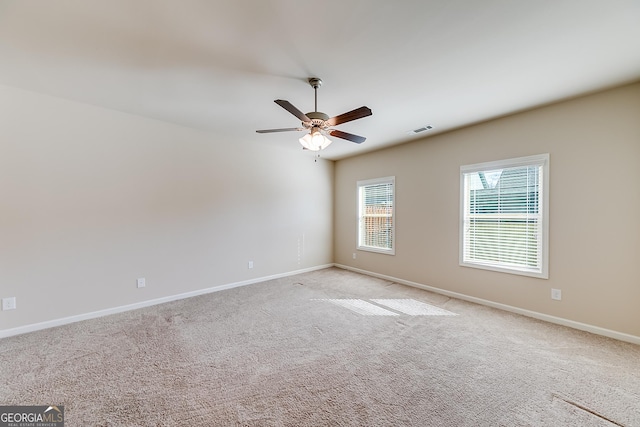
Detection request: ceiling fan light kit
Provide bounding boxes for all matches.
[299,128,332,151]
[256,78,372,152]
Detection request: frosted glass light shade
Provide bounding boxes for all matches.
[299,132,332,151]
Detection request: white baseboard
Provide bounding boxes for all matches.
[0,264,333,339]
[334,264,640,346]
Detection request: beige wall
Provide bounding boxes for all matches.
[0,85,333,331]
[334,82,640,337]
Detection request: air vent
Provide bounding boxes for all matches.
[408,125,433,135]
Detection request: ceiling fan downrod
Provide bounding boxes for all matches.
[309,78,322,113]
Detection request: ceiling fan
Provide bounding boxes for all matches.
[256,78,372,151]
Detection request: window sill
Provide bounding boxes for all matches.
[357,246,396,256]
[460,261,548,279]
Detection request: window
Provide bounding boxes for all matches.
[460,154,549,278]
[357,176,395,254]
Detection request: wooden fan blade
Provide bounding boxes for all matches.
[328,129,366,144]
[274,100,311,122]
[326,106,372,126]
[256,127,305,133]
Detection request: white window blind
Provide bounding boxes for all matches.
[357,177,395,254]
[460,154,548,278]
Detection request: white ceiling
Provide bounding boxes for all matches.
[1,0,639,160]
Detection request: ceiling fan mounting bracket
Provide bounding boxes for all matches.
[308,78,322,89]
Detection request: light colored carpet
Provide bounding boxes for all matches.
[1,267,639,426]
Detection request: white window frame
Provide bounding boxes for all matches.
[357,176,395,255]
[460,154,549,278]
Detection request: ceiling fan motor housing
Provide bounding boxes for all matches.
[305,112,330,130]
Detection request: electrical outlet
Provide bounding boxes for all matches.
[551,289,562,301]
[137,278,146,288]
[248,261,254,269]
[2,297,16,311]
[353,253,357,259]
